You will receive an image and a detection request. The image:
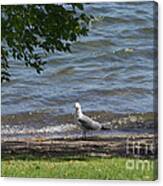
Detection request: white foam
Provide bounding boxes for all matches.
[2,124,78,135]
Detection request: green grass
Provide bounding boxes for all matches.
[1,156,157,180]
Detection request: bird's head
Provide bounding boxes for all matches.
[74,102,81,111]
[74,102,82,117]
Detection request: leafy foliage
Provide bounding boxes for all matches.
[1,4,93,82]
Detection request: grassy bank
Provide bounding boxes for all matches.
[1,156,157,180]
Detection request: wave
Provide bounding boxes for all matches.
[1,111,157,141]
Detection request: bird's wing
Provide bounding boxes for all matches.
[78,114,101,130]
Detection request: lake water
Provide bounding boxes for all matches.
[2,2,157,116]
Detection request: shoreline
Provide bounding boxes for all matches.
[2,111,158,159]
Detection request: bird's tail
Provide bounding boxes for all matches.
[101,122,112,130]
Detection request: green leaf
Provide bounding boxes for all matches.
[1,4,91,82]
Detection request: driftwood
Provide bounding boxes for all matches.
[1,134,157,159]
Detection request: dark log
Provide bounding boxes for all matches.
[1,134,157,159]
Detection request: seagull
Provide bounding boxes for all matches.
[74,102,101,139]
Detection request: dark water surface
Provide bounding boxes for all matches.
[1,2,157,139]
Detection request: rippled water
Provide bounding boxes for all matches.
[2,2,157,116]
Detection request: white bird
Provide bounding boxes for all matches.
[74,102,101,139]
